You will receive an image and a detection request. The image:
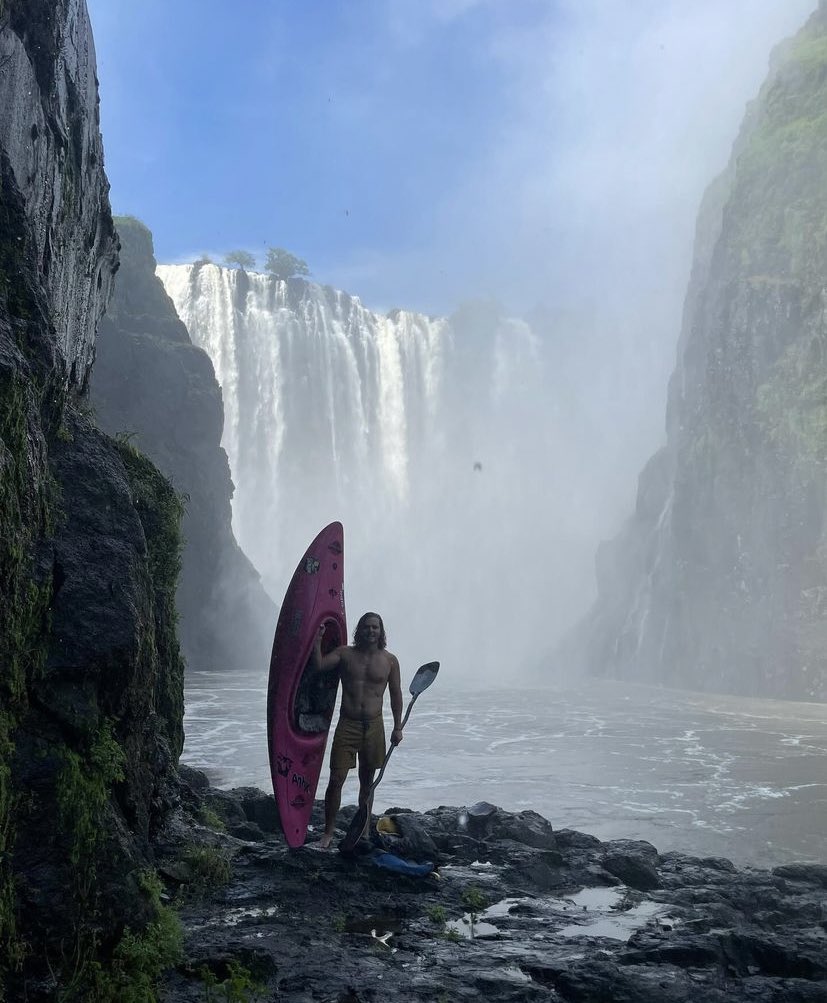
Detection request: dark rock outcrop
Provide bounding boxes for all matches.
[153,778,827,1003]
[90,216,274,674]
[0,2,186,995]
[1,0,117,386]
[565,3,827,701]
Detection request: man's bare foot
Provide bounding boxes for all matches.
[319,833,333,849]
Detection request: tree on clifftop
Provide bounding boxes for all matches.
[224,250,256,270]
[264,247,310,280]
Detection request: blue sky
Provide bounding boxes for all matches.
[87,0,815,317]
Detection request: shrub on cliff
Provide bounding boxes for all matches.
[263,247,309,280]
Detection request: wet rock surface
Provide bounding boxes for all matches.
[158,771,827,1002]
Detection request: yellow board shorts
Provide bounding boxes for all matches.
[330,714,386,772]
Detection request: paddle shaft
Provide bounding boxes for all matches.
[369,690,419,792]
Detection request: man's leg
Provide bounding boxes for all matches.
[356,716,386,838]
[321,768,348,848]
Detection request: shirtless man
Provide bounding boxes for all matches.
[310,611,403,848]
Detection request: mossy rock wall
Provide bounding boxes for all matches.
[7,407,186,994]
[1,1,187,996]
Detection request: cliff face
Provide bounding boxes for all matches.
[1,0,116,384]
[1,2,186,995]
[572,4,827,701]
[90,217,274,675]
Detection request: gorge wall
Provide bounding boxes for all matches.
[1,1,187,994]
[90,217,274,675]
[568,2,827,701]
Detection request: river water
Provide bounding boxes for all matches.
[182,672,827,868]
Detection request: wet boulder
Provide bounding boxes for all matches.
[602,839,662,891]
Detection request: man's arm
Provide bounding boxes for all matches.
[308,624,344,672]
[388,655,404,746]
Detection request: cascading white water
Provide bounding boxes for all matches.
[158,263,448,546]
[157,263,579,681]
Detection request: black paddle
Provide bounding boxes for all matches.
[339,661,439,853]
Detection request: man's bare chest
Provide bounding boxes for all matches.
[342,652,390,686]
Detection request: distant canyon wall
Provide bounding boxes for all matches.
[91,218,275,674]
[566,3,827,701]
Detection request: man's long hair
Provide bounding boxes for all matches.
[353,611,386,650]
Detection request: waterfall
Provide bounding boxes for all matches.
[158,263,570,680]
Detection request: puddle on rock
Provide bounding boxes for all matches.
[483,897,531,919]
[558,900,664,940]
[447,897,536,939]
[445,888,673,944]
[553,887,624,911]
[446,915,501,940]
[548,888,670,941]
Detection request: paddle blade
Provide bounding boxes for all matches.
[339,803,369,854]
[409,661,439,695]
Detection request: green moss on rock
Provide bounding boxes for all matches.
[58,720,126,873]
[59,869,183,1003]
[0,392,187,994]
[757,337,827,468]
[115,439,186,760]
[99,883,183,1003]
[733,17,827,282]
[0,370,56,986]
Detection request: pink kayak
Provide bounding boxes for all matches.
[267,522,346,847]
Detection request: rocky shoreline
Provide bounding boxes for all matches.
[152,768,827,1002]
